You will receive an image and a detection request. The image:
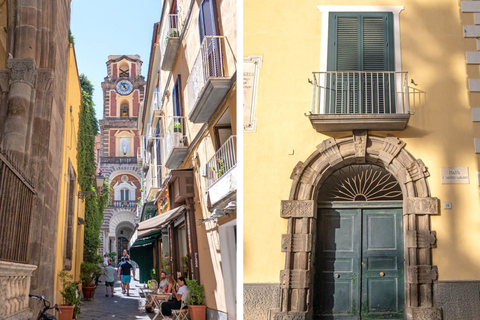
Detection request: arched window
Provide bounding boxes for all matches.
[119,62,129,77]
[121,104,129,117]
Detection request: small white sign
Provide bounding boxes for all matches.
[441,167,469,184]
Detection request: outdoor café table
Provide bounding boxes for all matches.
[152,292,173,320]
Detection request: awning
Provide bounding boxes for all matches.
[137,205,186,238]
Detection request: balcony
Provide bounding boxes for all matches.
[165,116,188,169]
[160,14,182,72]
[187,36,236,123]
[309,71,411,132]
[110,200,137,208]
[206,136,237,208]
[100,157,137,165]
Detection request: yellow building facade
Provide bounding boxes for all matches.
[53,43,85,304]
[135,0,237,319]
[244,1,480,319]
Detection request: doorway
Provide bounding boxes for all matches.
[315,204,404,319]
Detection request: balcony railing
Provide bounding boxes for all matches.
[206,135,237,188]
[309,71,411,132]
[110,200,137,208]
[100,157,137,164]
[187,36,236,123]
[160,14,182,71]
[165,116,188,169]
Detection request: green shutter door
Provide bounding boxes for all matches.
[326,13,395,114]
[316,209,362,318]
[361,208,404,319]
[315,207,404,319]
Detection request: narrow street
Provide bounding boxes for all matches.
[78,272,153,320]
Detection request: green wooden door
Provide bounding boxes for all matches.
[315,207,404,319]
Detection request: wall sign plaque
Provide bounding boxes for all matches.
[441,167,469,184]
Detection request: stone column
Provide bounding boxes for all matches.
[274,200,317,320]
[2,58,37,165]
[404,197,442,320]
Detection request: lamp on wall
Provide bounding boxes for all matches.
[78,173,106,200]
[196,201,237,223]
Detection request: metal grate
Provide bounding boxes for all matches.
[0,152,36,263]
[318,164,402,202]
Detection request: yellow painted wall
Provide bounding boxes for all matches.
[244,0,480,284]
[53,44,84,304]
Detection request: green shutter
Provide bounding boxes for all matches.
[328,12,394,71]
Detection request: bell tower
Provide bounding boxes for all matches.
[98,55,146,257]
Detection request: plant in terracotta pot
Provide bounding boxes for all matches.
[80,262,101,300]
[58,270,82,320]
[185,279,206,320]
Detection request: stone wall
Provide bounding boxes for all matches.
[434,281,480,320]
[0,1,72,317]
[244,284,281,320]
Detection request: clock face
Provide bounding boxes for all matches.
[116,80,133,95]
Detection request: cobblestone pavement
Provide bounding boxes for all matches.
[77,272,154,320]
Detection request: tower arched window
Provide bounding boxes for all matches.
[121,104,129,117]
[119,63,129,77]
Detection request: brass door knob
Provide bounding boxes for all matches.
[334,274,340,278]
[380,272,385,277]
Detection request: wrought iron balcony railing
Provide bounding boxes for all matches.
[100,157,137,164]
[310,71,409,114]
[206,135,237,189]
[110,200,137,208]
[187,36,236,123]
[160,14,182,71]
[165,116,187,162]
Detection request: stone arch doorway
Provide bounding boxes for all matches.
[116,221,134,258]
[276,132,441,320]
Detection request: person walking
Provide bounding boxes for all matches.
[117,257,135,296]
[103,253,110,269]
[104,261,115,297]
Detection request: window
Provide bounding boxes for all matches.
[325,12,395,114]
[121,104,129,117]
[64,164,76,270]
[172,75,184,135]
[327,12,394,72]
[119,63,129,77]
[199,0,223,77]
[120,189,130,201]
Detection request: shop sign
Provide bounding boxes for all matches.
[441,167,469,184]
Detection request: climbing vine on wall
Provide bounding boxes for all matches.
[78,74,110,263]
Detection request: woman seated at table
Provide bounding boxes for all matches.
[145,275,175,312]
[161,277,189,318]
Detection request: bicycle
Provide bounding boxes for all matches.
[29,294,60,320]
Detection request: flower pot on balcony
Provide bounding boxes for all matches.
[58,305,74,320]
[188,305,207,320]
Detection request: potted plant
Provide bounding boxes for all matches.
[80,262,101,300]
[58,270,81,320]
[185,279,206,320]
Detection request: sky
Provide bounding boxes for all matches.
[70,0,163,119]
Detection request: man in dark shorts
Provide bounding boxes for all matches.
[104,260,115,297]
[117,257,134,296]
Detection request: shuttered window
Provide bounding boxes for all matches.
[328,12,394,71]
[326,12,395,114]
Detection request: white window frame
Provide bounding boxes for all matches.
[317,6,406,113]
